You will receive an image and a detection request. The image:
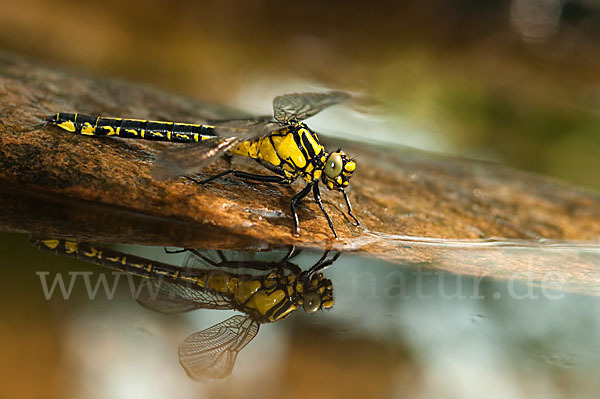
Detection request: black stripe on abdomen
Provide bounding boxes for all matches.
[50,113,216,142]
[171,123,216,142]
[71,114,97,133]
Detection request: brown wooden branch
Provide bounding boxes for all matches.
[1,51,600,292]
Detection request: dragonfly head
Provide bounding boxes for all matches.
[298,272,334,314]
[323,150,356,191]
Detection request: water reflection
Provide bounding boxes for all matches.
[1,232,598,397]
[30,237,339,380]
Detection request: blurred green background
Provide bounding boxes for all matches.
[1,0,599,189]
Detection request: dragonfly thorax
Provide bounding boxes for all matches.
[234,269,334,323]
[229,122,328,183]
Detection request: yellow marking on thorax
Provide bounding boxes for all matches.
[298,128,323,156]
[234,280,261,304]
[104,126,116,135]
[206,273,234,294]
[258,137,281,165]
[263,277,278,289]
[274,302,297,320]
[230,141,260,159]
[272,133,306,168]
[245,289,286,316]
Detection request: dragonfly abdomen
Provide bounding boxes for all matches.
[31,238,183,280]
[47,113,216,144]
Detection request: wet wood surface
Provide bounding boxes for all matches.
[1,52,599,292]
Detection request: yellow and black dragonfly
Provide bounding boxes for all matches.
[31,237,338,379]
[43,92,360,238]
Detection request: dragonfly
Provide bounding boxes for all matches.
[43,91,360,238]
[31,237,339,380]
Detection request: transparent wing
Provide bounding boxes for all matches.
[135,278,233,314]
[182,250,226,269]
[206,119,281,134]
[179,315,260,380]
[151,136,238,180]
[273,91,351,123]
[151,120,281,180]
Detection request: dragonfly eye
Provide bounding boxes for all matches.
[325,153,343,179]
[302,291,322,314]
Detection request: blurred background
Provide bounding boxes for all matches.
[2,1,600,398]
[2,0,599,189]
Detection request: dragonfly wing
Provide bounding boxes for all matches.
[136,278,233,313]
[152,136,239,180]
[151,120,281,180]
[273,91,351,123]
[179,315,260,380]
[183,250,225,269]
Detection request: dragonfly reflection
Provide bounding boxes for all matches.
[31,238,339,379]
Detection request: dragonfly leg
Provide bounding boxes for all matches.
[291,183,313,236]
[187,170,286,185]
[255,159,289,181]
[305,251,342,276]
[342,190,360,226]
[312,184,338,238]
[281,246,303,263]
